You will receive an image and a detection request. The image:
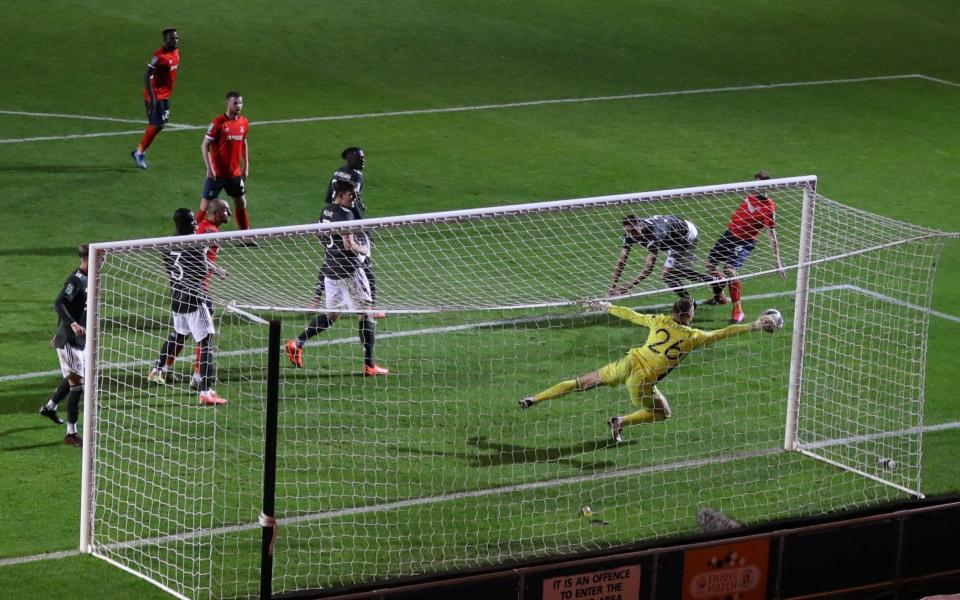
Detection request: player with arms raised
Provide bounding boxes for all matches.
[131,28,179,169]
[520,299,778,443]
[286,180,388,376]
[705,171,785,323]
[197,92,252,231]
[148,208,226,405]
[608,214,713,301]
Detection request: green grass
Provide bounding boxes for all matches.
[1,1,959,599]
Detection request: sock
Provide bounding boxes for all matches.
[623,409,662,425]
[711,276,725,297]
[235,204,250,230]
[199,337,215,392]
[47,377,70,408]
[298,314,331,344]
[196,208,207,224]
[66,385,83,425]
[138,125,161,153]
[193,346,201,374]
[157,333,186,370]
[359,317,375,367]
[532,379,579,403]
[730,280,742,303]
[67,422,78,435]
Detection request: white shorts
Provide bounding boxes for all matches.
[56,345,85,378]
[172,304,216,341]
[324,270,372,312]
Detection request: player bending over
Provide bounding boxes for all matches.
[608,214,714,301]
[704,171,785,323]
[39,244,89,447]
[148,208,227,405]
[285,180,389,376]
[519,298,777,443]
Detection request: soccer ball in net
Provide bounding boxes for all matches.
[762,308,784,332]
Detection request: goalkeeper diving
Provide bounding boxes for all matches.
[519,298,779,442]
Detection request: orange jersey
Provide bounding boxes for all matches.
[727,194,776,241]
[144,47,179,100]
[197,219,220,290]
[205,114,249,178]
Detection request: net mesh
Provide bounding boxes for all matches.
[85,178,947,598]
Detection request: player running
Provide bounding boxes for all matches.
[286,180,389,376]
[520,299,777,442]
[704,171,785,323]
[608,214,714,301]
[148,208,227,405]
[39,244,89,447]
[132,28,179,169]
[197,92,252,231]
[323,146,384,317]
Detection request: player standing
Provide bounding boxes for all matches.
[39,244,89,447]
[704,171,785,323]
[148,208,227,405]
[131,28,179,170]
[285,180,389,376]
[324,146,384,317]
[197,92,252,231]
[608,214,713,301]
[520,299,776,442]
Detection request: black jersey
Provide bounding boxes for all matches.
[324,165,365,215]
[53,267,88,349]
[163,246,210,314]
[320,203,360,280]
[625,215,694,252]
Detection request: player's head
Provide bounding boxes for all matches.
[162,28,179,50]
[754,170,771,199]
[225,91,243,117]
[78,244,90,269]
[622,214,643,236]
[208,199,232,226]
[173,208,197,235]
[331,179,357,206]
[342,146,365,170]
[672,297,695,325]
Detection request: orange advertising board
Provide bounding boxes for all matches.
[682,538,770,600]
[543,565,641,600]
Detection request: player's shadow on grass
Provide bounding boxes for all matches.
[0,425,63,452]
[464,435,625,470]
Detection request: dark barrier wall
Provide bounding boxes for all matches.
[286,494,960,600]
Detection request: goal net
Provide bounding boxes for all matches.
[81,176,949,599]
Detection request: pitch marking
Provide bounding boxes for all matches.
[2,73,958,145]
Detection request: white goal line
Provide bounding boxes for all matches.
[1,284,957,384]
[2,73,956,145]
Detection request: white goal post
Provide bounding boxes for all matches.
[79,175,951,599]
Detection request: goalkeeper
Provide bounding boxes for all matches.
[519,298,776,442]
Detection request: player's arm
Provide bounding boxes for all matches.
[608,247,631,295]
[607,304,656,328]
[54,278,85,336]
[695,317,768,348]
[768,227,785,278]
[619,251,657,292]
[242,138,249,179]
[201,135,216,179]
[143,60,156,107]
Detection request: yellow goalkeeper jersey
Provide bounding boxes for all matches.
[608,305,751,380]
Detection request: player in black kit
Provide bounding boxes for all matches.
[608,214,713,301]
[39,244,89,447]
[148,208,227,405]
[323,146,384,318]
[286,180,389,376]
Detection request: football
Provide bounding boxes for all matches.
[762,308,784,332]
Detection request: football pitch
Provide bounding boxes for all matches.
[1,1,959,598]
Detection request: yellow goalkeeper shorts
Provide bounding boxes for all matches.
[598,355,661,409]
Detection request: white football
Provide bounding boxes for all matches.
[762,308,784,332]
